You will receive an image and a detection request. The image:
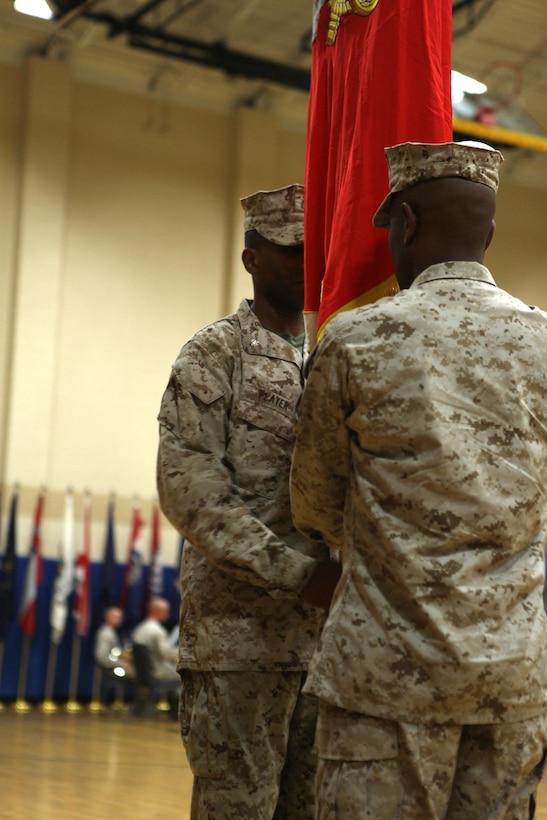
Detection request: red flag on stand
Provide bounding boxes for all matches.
[119,499,145,631]
[304,0,453,347]
[73,493,91,638]
[18,491,45,637]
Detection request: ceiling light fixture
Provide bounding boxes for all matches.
[451,70,488,104]
[14,0,53,20]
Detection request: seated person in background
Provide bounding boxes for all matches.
[94,606,134,680]
[132,597,179,682]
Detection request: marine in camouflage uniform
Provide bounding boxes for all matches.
[157,185,338,819]
[291,142,547,819]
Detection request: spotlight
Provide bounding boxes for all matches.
[13,0,53,20]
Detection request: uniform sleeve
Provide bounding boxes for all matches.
[291,325,351,557]
[157,334,318,598]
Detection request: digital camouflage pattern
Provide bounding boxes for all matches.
[240,184,304,247]
[373,141,503,227]
[291,261,547,723]
[180,670,317,819]
[157,299,327,671]
[314,703,547,819]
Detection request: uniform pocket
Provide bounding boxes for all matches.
[237,397,295,442]
[179,670,229,779]
[316,702,398,761]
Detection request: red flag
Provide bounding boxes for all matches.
[18,491,45,637]
[119,500,145,630]
[73,493,91,638]
[304,0,453,346]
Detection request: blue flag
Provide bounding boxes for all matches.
[98,499,118,616]
[0,491,18,641]
[119,501,145,633]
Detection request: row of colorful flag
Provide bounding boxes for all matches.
[0,489,184,646]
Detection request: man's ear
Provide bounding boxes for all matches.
[485,219,496,251]
[401,202,417,245]
[242,247,258,275]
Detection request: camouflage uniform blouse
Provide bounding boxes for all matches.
[291,262,547,724]
[157,299,327,671]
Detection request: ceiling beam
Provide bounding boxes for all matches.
[65,8,312,91]
[48,0,495,95]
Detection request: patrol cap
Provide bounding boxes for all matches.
[240,184,304,246]
[373,141,504,228]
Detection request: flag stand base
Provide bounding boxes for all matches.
[89,700,105,713]
[14,700,31,713]
[41,700,58,714]
[65,700,82,713]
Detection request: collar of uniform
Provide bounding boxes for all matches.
[412,261,497,289]
[237,299,304,365]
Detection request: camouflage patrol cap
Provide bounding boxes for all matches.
[373,141,504,228]
[240,184,304,246]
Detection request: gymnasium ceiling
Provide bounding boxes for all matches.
[0,0,546,191]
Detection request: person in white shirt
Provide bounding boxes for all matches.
[94,606,134,679]
[132,597,178,682]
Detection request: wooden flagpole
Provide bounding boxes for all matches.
[41,643,59,713]
[89,665,105,713]
[0,643,5,711]
[15,634,32,712]
[66,631,82,712]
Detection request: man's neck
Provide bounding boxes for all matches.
[250,300,304,337]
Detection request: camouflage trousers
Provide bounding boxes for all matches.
[179,669,318,820]
[314,703,547,819]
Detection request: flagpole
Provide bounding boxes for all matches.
[0,643,5,711]
[15,634,32,712]
[0,484,20,707]
[49,486,75,689]
[68,490,92,712]
[89,665,105,713]
[41,643,59,713]
[66,630,82,712]
[16,488,46,712]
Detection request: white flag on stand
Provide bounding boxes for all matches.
[50,490,75,645]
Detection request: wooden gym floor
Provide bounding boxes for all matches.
[2,706,192,820]
[2,706,547,819]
